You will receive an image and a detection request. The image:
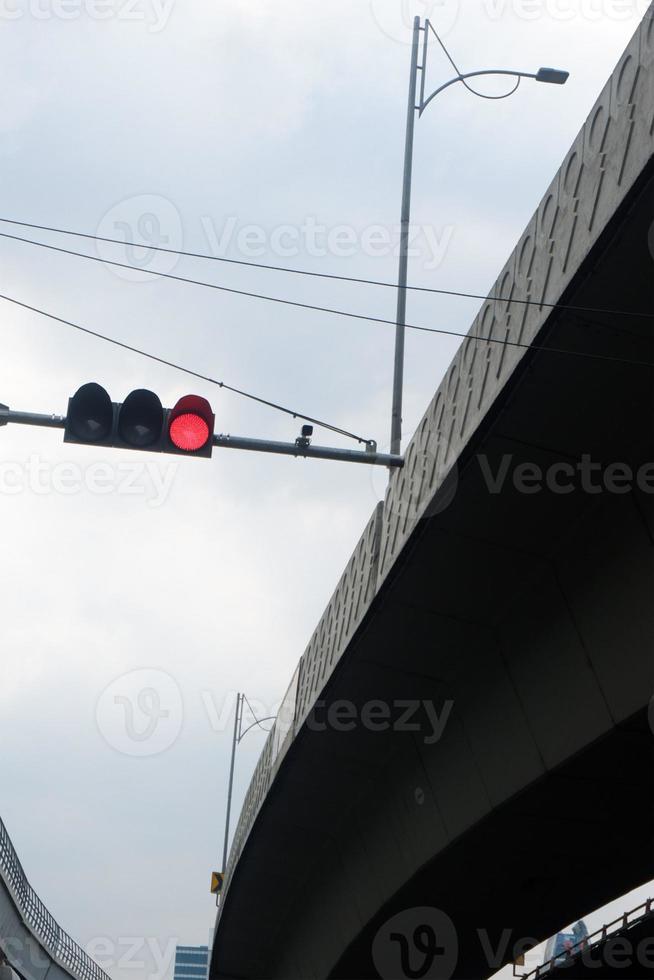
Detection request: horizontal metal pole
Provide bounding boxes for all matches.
[213,434,404,468]
[0,407,66,428]
[0,406,404,467]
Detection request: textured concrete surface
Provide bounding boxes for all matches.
[212,9,654,979]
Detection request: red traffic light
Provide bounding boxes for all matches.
[64,384,214,457]
[170,413,209,451]
[167,395,214,456]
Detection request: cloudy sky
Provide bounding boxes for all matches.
[0,0,651,978]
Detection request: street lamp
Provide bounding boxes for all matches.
[220,693,276,882]
[389,17,569,455]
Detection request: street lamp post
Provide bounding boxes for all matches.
[220,693,276,880]
[389,16,569,456]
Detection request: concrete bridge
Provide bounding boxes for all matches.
[0,818,109,980]
[211,9,654,979]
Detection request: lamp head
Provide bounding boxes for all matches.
[535,67,569,85]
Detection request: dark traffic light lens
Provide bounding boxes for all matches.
[118,390,164,448]
[68,383,113,442]
[169,413,210,452]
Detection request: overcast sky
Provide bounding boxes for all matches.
[1,1,651,978]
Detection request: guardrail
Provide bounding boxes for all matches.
[0,817,110,980]
[517,898,654,979]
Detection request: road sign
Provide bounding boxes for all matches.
[210,872,224,895]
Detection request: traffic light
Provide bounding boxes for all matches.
[164,395,214,458]
[64,383,215,457]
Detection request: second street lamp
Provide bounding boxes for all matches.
[389,17,569,456]
[220,693,276,888]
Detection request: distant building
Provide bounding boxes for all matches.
[543,921,589,964]
[173,946,209,980]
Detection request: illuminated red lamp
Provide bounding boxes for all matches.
[166,395,215,457]
[170,413,208,451]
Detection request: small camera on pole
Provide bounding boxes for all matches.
[295,425,313,449]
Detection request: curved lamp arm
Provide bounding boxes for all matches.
[237,715,277,741]
[420,64,569,117]
[420,69,537,116]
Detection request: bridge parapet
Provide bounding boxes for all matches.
[221,502,384,904]
[293,502,383,731]
[0,817,109,980]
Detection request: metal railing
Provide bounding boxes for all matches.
[517,898,654,979]
[0,817,111,980]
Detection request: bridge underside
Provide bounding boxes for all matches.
[212,165,654,980]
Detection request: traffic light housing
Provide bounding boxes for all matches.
[64,383,114,446]
[64,384,214,457]
[117,389,164,450]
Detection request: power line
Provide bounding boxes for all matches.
[0,291,372,444]
[0,216,650,320]
[1,285,651,387]
[1,230,652,368]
